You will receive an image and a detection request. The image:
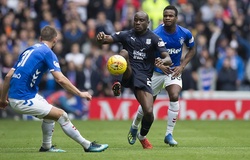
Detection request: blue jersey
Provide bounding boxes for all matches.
[8,43,61,100]
[153,24,194,74]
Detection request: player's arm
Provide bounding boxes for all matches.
[180,47,195,69]
[96,31,114,44]
[51,71,92,101]
[160,52,172,66]
[155,52,173,75]
[172,47,195,77]
[0,69,14,109]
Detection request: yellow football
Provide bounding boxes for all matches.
[107,55,127,75]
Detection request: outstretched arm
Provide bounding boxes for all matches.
[96,32,114,44]
[51,71,92,101]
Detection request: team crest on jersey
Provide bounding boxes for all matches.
[179,37,184,45]
[146,39,151,45]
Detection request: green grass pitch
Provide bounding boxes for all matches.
[0,120,250,160]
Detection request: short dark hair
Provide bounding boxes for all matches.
[40,26,57,41]
[163,5,178,16]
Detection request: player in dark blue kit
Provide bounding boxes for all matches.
[97,11,172,149]
[128,5,195,147]
[0,26,108,153]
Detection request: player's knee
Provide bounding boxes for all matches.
[57,111,70,125]
[169,93,179,101]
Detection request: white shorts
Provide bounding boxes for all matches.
[9,94,53,119]
[151,72,182,96]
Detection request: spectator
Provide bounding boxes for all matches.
[62,19,87,53]
[46,90,89,119]
[216,57,237,90]
[216,46,245,89]
[196,57,217,91]
[65,43,85,69]
[95,11,115,35]
[142,0,169,29]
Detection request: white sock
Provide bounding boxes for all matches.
[137,133,146,140]
[132,105,144,129]
[41,119,55,149]
[57,112,91,149]
[166,101,179,136]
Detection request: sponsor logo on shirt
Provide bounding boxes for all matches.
[167,48,182,54]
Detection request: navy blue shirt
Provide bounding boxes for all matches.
[111,29,167,78]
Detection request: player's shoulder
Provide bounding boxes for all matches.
[177,25,192,35]
[153,24,164,33]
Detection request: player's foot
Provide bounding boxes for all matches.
[164,133,178,147]
[39,145,66,152]
[137,134,153,149]
[112,82,121,96]
[84,142,109,152]
[127,127,138,145]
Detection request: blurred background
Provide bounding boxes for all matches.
[1,0,250,120]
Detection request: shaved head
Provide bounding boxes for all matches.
[135,11,149,21]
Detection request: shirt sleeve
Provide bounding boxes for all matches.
[185,30,195,48]
[154,35,168,53]
[111,31,127,43]
[44,50,61,72]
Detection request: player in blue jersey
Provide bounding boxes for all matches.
[97,11,172,149]
[0,26,108,153]
[128,5,195,147]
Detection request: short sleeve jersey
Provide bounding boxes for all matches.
[8,43,61,100]
[111,29,167,77]
[153,24,195,73]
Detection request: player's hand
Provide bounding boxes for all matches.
[96,32,106,42]
[0,99,9,109]
[162,56,173,66]
[80,92,92,101]
[171,66,184,78]
[155,58,173,75]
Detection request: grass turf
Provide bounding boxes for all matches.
[0,120,250,160]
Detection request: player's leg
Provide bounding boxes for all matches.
[45,105,108,152]
[164,80,182,146]
[134,89,154,149]
[112,49,132,96]
[128,72,164,145]
[127,105,143,145]
[8,95,66,152]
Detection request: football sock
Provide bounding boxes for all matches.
[140,116,153,137]
[166,101,179,135]
[132,105,143,129]
[41,119,55,149]
[57,112,91,149]
[137,133,146,140]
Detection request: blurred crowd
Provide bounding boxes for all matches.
[1,0,250,118]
